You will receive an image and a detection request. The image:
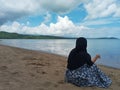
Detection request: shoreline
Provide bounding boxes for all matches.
[0,45,120,90]
[0,44,119,69]
[0,44,67,58]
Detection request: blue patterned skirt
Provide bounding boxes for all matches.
[65,64,112,88]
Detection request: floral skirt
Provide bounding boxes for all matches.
[65,64,112,88]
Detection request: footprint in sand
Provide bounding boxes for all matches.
[29,62,45,66]
[54,84,58,87]
[11,71,19,75]
[36,69,47,74]
[117,81,120,86]
[57,80,64,84]
[41,71,47,74]
[54,70,59,75]
[42,81,52,87]
[29,73,35,77]
[0,66,8,71]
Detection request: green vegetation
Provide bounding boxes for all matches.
[87,37,119,39]
[0,31,118,39]
[0,31,73,39]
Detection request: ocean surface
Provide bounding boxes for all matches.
[0,39,120,69]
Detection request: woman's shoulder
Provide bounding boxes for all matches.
[69,48,76,53]
[70,49,89,56]
[70,48,89,54]
[78,51,90,55]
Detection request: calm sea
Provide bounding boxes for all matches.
[0,39,120,69]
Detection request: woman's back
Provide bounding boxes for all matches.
[67,48,93,70]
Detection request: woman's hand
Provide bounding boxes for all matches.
[92,54,101,63]
[95,54,101,59]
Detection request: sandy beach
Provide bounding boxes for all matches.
[0,45,120,90]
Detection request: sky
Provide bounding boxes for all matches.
[0,0,120,38]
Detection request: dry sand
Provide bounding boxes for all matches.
[0,45,120,90]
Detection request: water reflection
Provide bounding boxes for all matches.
[0,39,120,68]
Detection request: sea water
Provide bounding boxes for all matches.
[0,39,120,69]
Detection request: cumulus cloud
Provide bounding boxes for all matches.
[0,16,120,38]
[0,0,120,38]
[0,0,86,25]
[0,0,38,25]
[0,0,120,25]
[0,16,89,37]
[84,0,120,19]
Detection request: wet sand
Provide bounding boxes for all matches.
[0,45,120,90]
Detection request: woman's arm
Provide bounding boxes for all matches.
[92,54,101,63]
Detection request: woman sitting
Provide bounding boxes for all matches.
[65,37,112,88]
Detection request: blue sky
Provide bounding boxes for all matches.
[0,0,120,38]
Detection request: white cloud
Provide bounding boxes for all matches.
[0,16,120,38]
[38,0,87,14]
[0,0,120,25]
[81,18,120,26]
[43,12,52,24]
[0,16,89,37]
[0,0,38,25]
[84,0,120,19]
[0,0,86,25]
[114,8,120,17]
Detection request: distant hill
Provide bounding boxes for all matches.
[87,37,119,39]
[0,31,74,39]
[0,31,119,39]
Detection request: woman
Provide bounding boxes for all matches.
[65,37,112,88]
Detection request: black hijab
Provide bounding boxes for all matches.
[75,37,87,52]
[67,37,93,70]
